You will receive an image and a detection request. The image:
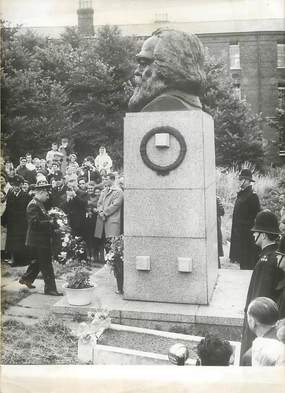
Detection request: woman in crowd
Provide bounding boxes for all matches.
[95,146,112,174]
[83,182,101,263]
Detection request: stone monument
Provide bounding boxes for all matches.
[124,28,218,304]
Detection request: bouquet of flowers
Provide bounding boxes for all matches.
[77,309,111,344]
[48,207,87,265]
[105,236,124,273]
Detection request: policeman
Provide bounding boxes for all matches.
[19,183,62,296]
[275,235,285,318]
[240,210,281,365]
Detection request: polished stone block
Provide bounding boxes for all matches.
[124,188,206,238]
[124,111,213,190]
[124,110,217,304]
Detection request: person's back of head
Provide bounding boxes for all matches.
[252,337,285,366]
[247,297,279,327]
[196,334,233,366]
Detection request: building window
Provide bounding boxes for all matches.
[229,44,240,69]
[277,44,285,68]
[233,83,241,100]
[278,84,285,108]
[154,12,169,23]
[79,0,93,8]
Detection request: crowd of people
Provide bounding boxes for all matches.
[1,147,285,366]
[1,140,124,295]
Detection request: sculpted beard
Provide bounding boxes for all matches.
[128,65,168,112]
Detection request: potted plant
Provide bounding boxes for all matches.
[105,236,124,294]
[63,267,96,306]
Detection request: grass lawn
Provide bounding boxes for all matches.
[1,315,79,365]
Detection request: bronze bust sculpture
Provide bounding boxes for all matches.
[128,28,206,112]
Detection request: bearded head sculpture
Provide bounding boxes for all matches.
[128,28,206,112]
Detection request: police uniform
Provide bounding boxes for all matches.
[275,236,285,319]
[240,210,281,364]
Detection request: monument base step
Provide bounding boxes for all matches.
[52,266,251,341]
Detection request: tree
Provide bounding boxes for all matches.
[201,53,264,169]
[2,23,264,169]
[1,24,73,160]
[67,25,138,167]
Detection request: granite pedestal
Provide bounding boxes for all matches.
[124,110,217,304]
[53,266,251,341]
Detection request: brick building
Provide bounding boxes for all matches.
[75,0,285,161]
[21,0,285,161]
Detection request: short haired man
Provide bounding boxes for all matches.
[242,297,279,366]
[196,334,233,366]
[16,156,36,184]
[50,172,66,209]
[240,210,281,364]
[26,153,35,171]
[19,183,62,295]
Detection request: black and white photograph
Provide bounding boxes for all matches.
[1,0,284,391]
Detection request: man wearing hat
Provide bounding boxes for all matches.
[1,175,32,266]
[240,209,281,364]
[275,236,285,318]
[230,168,260,270]
[19,183,62,295]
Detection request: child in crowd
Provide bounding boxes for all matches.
[66,153,79,175]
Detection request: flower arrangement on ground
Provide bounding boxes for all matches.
[65,267,93,289]
[48,207,87,265]
[105,236,124,294]
[77,309,111,344]
[63,267,96,306]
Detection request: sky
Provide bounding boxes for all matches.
[1,0,284,27]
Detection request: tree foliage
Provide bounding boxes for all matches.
[2,22,264,169]
[201,54,264,169]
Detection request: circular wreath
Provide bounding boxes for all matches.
[139,126,187,176]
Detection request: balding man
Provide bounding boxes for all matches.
[242,297,279,366]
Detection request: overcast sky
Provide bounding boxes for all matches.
[1,0,284,27]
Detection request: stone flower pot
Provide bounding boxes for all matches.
[63,283,97,306]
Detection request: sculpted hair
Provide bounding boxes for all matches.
[248,297,279,325]
[152,28,206,95]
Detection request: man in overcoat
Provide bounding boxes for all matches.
[19,183,62,295]
[2,175,31,266]
[240,210,281,364]
[230,169,260,269]
[94,173,123,240]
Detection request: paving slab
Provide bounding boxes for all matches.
[53,265,251,331]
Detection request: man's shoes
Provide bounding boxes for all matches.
[44,290,63,296]
[19,278,36,289]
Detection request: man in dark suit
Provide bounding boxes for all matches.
[230,169,260,270]
[241,297,279,366]
[19,183,62,296]
[1,175,31,266]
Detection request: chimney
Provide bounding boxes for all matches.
[77,0,94,36]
